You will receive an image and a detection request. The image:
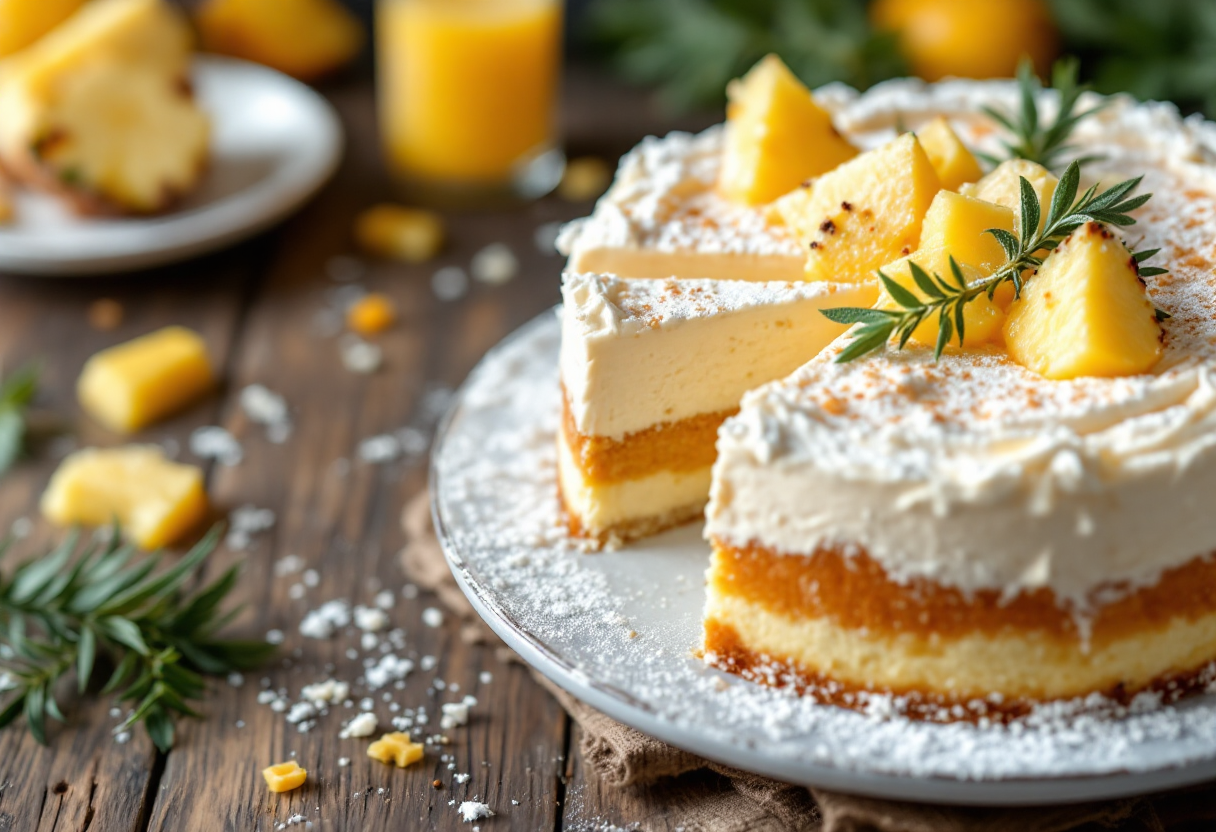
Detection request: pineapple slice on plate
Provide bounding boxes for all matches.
[779,133,941,284]
[878,245,1005,348]
[718,54,857,206]
[1004,222,1163,379]
[917,116,983,192]
[0,0,206,215]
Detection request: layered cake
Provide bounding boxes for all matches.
[558,272,875,545]
[558,52,1216,714]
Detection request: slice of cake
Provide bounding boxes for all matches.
[559,272,876,546]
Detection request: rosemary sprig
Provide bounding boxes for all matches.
[978,57,1105,171]
[821,161,1156,363]
[0,526,274,751]
[0,363,38,476]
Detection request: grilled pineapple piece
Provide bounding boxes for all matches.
[1004,222,1163,379]
[780,133,941,284]
[719,54,858,206]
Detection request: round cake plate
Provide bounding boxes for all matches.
[0,56,342,276]
[431,310,1216,806]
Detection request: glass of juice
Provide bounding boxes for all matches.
[376,0,565,206]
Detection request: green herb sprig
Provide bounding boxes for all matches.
[0,527,274,751]
[821,161,1157,363]
[0,363,38,476]
[979,56,1106,171]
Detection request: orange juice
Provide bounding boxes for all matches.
[376,0,563,190]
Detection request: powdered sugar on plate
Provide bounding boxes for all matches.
[431,311,1216,805]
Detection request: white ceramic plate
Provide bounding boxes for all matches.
[432,311,1216,806]
[0,56,342,276]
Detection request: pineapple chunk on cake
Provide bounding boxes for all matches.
[0,0,86,59]
[962,159,1058,236]
[919,190,1014,273]
[780,133,940,284]
[718,54,857,206]
[879,246,1005,348]
[917,116,983,191]
[41,446,208,549]
[0,0,206,215]
[1004,222,1163,379]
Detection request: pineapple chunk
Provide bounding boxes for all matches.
[0,0,86,59]
[262,761,307,793]
[783,133,941,284]
[718,54,857,206]
[197,0,364,82]
[1004,222,1163,379]
[962,159,1058,237]
[367,732,425,768]
[40,446,208,549]
[919,191,1014,273]
[879,246,1005,348]
[0,0,206,214]
[78,326,214,433]
[916,117,983,192]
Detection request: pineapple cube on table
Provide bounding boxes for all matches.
[78,326,215,433]
[41,446,208,549]
[775,133,941,284]
[917,116,983,192]
[718,54,858,206]
[1004,222,1163,379]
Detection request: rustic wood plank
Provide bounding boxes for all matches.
[140,84,581,832]
[0,241,267,832]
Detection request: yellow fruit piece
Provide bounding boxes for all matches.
[355,204,445,263]
[919,190,1014,273]
[197,0,364,82]
[347,293,397,336]
[784,133,940,284]
[367,732,424,768]
[719,54,857,206]
[262,761,307,793]
[879,246,1005,348]
[962,159,1058,237]
[558,156,611,203]
[78,326,214,433]
[40,446,208,549]
[870,0,1059,82]
[0,0,86,59]
[916,116,982,191]
[0,0,205,214]
[1004,222,1163,379]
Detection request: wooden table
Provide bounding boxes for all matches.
[0,69,720,831]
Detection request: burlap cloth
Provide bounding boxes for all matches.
[402,493,1216,831]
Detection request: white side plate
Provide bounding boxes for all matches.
[432,311,1216,806]
[0,56,342,276]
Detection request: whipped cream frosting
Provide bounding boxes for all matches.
[560,272,869,439]
[556,127,803,262]
[706,82,1216,610]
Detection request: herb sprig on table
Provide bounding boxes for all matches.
[0,527,274,751]
[979,57,1105,171]
[0,363,38,476]
[820,161,1158,363]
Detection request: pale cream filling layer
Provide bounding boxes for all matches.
[557,426,711,532]
[704,592,1216,700]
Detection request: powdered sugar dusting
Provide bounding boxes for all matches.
[432,313,1216,798]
